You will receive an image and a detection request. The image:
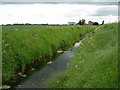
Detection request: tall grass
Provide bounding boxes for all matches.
[2,25,96,84]
[48,23,118,88]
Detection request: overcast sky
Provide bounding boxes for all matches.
[0,2,118,24]
[1,0,119,2]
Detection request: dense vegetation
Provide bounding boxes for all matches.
[48,23,118,88]
[2,25,96,85]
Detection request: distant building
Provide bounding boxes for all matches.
[68,22,76,25]
[88,21,94,25]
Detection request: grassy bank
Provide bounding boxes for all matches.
[2,25,96,85]
[48,23,118,88]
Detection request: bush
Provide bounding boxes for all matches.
[93,22,99,25]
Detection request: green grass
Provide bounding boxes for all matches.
[2,25,96,84]
[48,23,118,88]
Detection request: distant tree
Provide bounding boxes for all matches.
[78,19,86,25]
[93,22,99,25]
[41,24,48,25]
[78,20,82,25]
[102,20,104,25]
[6,24,12,26]
[13,23,25,25]
[81,19,86,25]
[25,23,31,25]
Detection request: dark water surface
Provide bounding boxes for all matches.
[16,41,81,88]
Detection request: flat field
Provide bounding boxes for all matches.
[2,25,96,85]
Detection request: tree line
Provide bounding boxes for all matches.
[77,19,104,25]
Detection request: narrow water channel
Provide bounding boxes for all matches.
[16,41,82,88]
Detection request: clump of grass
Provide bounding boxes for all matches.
[48,23,118,88]
[2,25,96,85]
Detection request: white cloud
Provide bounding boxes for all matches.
[0,3,118,25]
[1,0,119,2]
[92,0,119,2]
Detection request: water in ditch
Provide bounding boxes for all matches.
[16,41,82,88]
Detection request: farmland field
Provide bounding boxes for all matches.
[48,23,118,88]
[2,25,96,86]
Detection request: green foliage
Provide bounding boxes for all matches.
[48,23,118,88]
[78,20,82,25]
[93,22,99,25]
[78,19,86,25]
[102,20,104,25]
[2,25,96,83]
[81,19,86,25]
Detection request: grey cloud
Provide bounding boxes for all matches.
[65,4,118,18]
[92,0,119,2]
[92,7,118,16]
[1,0,119,2]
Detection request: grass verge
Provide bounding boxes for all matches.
[48,23,118,88]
